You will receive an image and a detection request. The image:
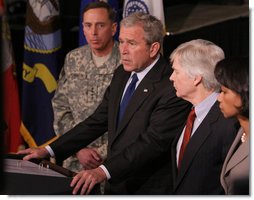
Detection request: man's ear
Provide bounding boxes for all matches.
[194,75,202,86]
[150,42,161,58]
[111,22,117,36]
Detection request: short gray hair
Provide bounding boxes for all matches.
[170,39,225,91]
[121,12,164,47]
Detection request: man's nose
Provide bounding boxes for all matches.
[120,44,128,54]
[91,25,98,35]
[169,72,174,81]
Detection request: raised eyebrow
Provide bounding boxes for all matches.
[126,39,137,44]
[83,22,91,25]
[95,22,106,25]
[83,22,105,25]
[118,38,136,43]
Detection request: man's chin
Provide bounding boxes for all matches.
[123,65,134,72]
[90,44,102,50]
[175,91,182,98]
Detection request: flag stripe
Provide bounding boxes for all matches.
[1,0,23,152]
[20,122,37,147]
[21,0,62,147]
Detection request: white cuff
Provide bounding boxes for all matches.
[45,145,55,157]
[99,165,111,180]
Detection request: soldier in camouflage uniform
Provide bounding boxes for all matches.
[51,1,121,193]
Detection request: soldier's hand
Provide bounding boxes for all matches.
[76,148,102,169]
[17,147,49,161]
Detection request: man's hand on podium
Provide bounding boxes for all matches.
[17,147,49,161]
[71,167,107,195]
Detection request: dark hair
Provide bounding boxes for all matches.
[214,57,249,118]
[82,1,116,22]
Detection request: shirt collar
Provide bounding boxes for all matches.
[131,54,160,82]
[194,92,219,122]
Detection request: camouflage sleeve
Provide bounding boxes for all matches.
[52,60,75,135]
[95,141,108,161]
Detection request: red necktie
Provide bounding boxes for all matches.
[178,108,196,169]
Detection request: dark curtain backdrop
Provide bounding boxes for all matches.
[163,17,249,60]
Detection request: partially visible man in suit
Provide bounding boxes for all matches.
[18,12,190,195]
[52,1,121,194]
[169,39,238,194]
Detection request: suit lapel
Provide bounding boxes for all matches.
[172,124,185,187]
[116,79,154,134]
[111,55,168,143]
[111,71,130,132]
[225,128,249,175]
[175,102,220,188]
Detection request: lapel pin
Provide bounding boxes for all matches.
[144,89,148,93]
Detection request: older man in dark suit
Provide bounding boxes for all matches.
[18,12,190,195]
[169,39,239,194]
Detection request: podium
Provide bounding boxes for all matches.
[1,154,76,195]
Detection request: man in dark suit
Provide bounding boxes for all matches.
[169,39,238,194]
[18,13,190,195]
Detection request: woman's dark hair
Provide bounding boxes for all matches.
[214,57,249,118]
